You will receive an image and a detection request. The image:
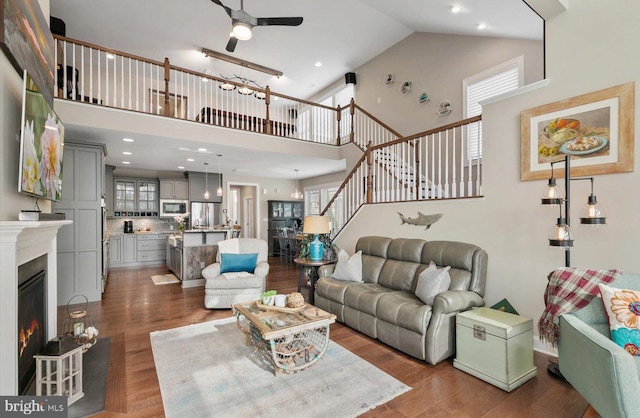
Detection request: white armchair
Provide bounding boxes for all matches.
[202,238,269,309]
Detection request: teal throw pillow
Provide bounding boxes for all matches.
[220,253,258,274]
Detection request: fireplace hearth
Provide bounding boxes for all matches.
[18,254,47,395]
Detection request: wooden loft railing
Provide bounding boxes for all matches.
[53,35,392,147]
[321,116,483,236]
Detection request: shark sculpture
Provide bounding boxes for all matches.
[397,212,443,230]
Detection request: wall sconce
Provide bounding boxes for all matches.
[540,155,606,267]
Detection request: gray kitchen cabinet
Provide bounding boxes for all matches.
[109,236,122,263]
[105,165,115,216]
[137,234,166,262]
[123,235,137,263]
[53,142,105,303]
[160,179,189,200]
[188,172,222,203]
[113,178,159,217]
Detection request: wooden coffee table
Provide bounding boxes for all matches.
[232,301,336,376]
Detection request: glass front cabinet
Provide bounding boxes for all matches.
[114,178,159,217]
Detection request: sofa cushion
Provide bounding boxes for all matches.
[378,259,421,291]
[421,241,482,293]
[344,283,394,316]
[331,249,363,282]
[376,291,432,334]
[357,237,392,284]
[415,262,451,305]
[315,277,351,304]
[599,283,640,356]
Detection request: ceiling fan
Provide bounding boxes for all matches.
[210,0,303,52]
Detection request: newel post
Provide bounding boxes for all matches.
[265,86,272,135]
[349,98,355,144]
[336,105,342,146]
[163,57,171,117]
[366,141,373,204]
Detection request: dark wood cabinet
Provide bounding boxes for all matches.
[267,200,303,256]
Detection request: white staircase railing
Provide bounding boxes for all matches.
[322,116,483,235]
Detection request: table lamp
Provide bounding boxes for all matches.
[303,216,330,261]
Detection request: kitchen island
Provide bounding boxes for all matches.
[166,229,230,288]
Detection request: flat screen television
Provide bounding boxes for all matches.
[18,70,65,202]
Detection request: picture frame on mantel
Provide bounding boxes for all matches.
[520,82,634,181]
[1,0,55,106]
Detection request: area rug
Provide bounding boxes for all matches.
[151,273,180,285]
[68,337,110,418]
[150,317,411,418]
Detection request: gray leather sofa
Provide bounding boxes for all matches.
[315,236,488,364]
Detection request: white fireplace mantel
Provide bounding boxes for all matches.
[0,220,72,395]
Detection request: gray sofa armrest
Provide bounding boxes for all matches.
[559,314,640,418]
[318,264,336,278]
[254,261,270,277]
[432,290,485,315]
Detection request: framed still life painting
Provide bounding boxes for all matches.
[520,82,634,181]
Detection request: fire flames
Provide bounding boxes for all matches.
[19,319,40,358]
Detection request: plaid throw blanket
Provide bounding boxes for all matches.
[538,267,621,346]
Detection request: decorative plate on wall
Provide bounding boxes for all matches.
[417,91,430,104]
[383,73,394,85]
[437,100,453,116]
[400,81,412,95]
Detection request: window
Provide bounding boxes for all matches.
[305,184,342,233]
[297,85,355,143]
[463,56,523,160]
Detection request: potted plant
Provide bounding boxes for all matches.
[261,290,277,306]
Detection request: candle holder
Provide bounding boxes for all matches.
[60,295,98,352]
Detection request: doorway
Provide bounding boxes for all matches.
[227,182,260,239]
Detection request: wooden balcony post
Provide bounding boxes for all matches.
[336,105,342,146]
[349,98,355,144]
[163,57,171,117]
[265,86,272,135]
[366,141,373,204]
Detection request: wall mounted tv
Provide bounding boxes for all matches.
[18,70,65,202]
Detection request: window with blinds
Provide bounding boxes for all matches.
[463,56,523,161]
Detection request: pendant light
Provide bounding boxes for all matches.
[216,154,223,197]
[203,162,210,200]
[291,169,303,200]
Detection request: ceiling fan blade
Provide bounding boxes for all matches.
[256,17,303,27]
[226,36,238,53]
[210,0,232,17]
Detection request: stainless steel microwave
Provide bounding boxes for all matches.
[160,200,188,217]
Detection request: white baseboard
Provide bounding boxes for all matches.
[533,335,557,357]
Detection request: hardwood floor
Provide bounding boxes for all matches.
[64,259,591,418]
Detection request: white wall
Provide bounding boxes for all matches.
[314,32,543,137]
[335,0,640,352]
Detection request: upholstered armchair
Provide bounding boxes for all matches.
[558,274,640,418]
[202,238,269,309]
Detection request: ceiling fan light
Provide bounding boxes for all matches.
[232,21,252,40]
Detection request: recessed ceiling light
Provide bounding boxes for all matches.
[122,161,130,165]
[178,166,185,169]
[315,62,322,67]
[451,5,461,13]
[198,148,207,152]
[122,151,132,155]
[106,53,115,60]
[477,23,487,30]
[122,138,134,142]
[187,158,195,162]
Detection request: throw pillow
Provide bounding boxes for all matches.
[415,262,451,305]
[220,253,258,274]
[331,249,363,282]
[598,283,640,356]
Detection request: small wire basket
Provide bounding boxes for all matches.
[60,295,98,352]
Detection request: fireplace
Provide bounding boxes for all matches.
[17,254,47,395]
[0,219,70,396]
